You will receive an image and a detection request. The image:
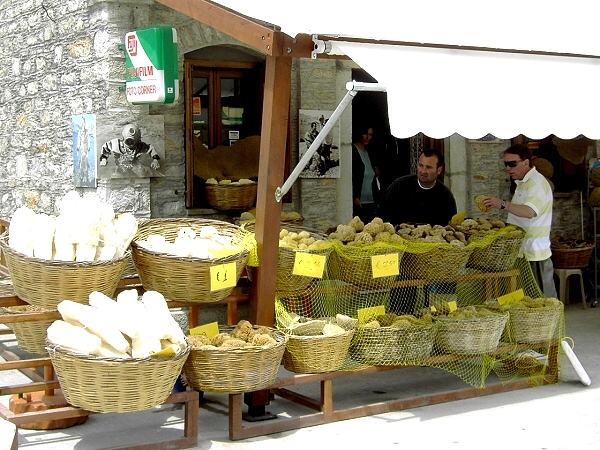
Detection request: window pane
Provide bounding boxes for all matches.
[192,77,209,148]
[220,78,243,146]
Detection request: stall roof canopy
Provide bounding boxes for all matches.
[208,0,600,140]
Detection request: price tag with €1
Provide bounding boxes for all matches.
[292,252,326,278]
[210,262,237,291]
[447,300,458,312]
[189,321,219,339]
[371,253,399,278]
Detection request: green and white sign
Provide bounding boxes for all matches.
[125,26,179,104]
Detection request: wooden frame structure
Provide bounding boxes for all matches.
[0,2,566,446]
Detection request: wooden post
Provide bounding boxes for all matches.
[250,52,292,326]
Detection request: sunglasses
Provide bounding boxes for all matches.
[503,160,521,168]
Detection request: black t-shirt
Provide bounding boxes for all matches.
[379,175,457,226]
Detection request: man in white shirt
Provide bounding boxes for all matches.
[485,144,557,297]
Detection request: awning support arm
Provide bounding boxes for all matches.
[275,81,387,202]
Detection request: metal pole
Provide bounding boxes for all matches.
[274,81,386,202]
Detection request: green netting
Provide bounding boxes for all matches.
[257,217,565,387]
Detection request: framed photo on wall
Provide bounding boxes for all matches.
[298,109,340,179]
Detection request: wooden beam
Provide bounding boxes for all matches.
[250,51,291,326]
[156,0,278,55]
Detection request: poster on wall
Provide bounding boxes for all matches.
[96,116,165,179]
[72,114,97,188]
[298,109,340,179]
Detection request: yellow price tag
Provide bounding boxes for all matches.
[292,252,326,278]
[497,288,524,306]
[210,262,237,291]
[189,322,220,339]
[430,305,437,313]
[371,253,399,278]
[447,301,457,312]
[357,305,386,323]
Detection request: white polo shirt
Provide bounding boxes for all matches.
[507,167,553,261]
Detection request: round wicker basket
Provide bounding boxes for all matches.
[505,303,562,344]
[131,218,249,303]
[183,326,287,393]
[282,329,354,373]
[435,311,508,355]
[0,234,129,309]
[330,244,404,289]
[47,341,190,413]
[467,234,523,272]
[551,245,594,269]
[205,183,257,211]
[2,305,57,354]
[350,323,437,365]
[402,243,472,281]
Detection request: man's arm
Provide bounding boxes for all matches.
[484,197,536,218]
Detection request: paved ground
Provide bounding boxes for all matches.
[2,303,599,450]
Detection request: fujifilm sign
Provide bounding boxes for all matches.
[125,26,179,104]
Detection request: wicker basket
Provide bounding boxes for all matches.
[2,305,56,354]
[47,341,190,413]
[402,244,472,281]
[184,326,287,393]
[0,234,129,309]
[468,235,523,272]
[205,183,257,211]
[282,329,354,373]
[131,218,249,303]
[350,323,437,365]
[505,303,562,344]
[330,245,404,289]
[435,311,508,355]
[551,245,594,269]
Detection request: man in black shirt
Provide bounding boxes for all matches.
[380,148,457,226]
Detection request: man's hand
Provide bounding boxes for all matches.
[484,196,503,210]
[150,159,160,170]
[99,159,107,166]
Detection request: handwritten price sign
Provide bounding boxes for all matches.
[292,252,326,278]
[371,253,399,278]
[210,262,237,291]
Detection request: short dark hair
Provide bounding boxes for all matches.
[504,144,532,167]
[352,125,373,143]
[419,148,445,168]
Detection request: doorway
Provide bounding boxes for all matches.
[184,49,265,208]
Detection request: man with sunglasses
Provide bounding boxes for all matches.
[484,144,557,297]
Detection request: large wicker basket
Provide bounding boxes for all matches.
[0,234,129,309]
[205,183,257,211]
[505,303,563,344]
[47,341,190,413]
[330,244,404,289]
[551,245,594,269]
[402,243,472,281]
[282,329,354,373]
[435,311,508,355]
[2,305,56,355]
[184,326,287,393]
[131,218,249,303]
[467,234,523,272]
[350,323,437,365]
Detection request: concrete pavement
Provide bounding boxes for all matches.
[2,303,599,450]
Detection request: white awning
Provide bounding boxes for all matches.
[214,0,600,139]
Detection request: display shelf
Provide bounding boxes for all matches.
[227,340,559,440]
[0,272,249,449]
